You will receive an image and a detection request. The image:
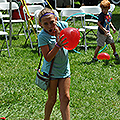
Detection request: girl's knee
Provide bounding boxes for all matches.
[48,95,57,104]
[60,94,70,104]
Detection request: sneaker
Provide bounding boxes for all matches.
[114,53,119,60]
[92,58,98,62]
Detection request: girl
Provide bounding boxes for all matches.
[38,8,71,120]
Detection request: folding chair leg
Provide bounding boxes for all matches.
[25,30,33,49]
[15,23,27,40]
[17,25,23,36]
[22,24,27,39]
[85,34,87,52]
[29,35,33,49]
[91,30,97,37]
[0,35,11,57]
[5,35,11,57]
[80,32,85,45]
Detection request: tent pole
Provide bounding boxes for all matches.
[9,0,12,46]
[55,0,56,9]
[73,0,74,8]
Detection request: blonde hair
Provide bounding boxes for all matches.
[38,8,55,22]
[100,0,110,9]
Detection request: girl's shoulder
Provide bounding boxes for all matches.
[38,29,50,39]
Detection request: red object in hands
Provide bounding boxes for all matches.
[97,52,110,60]
[0,117,6,120]
[60,27,80,50]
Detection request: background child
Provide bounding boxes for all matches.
[38,8,71,120]
[92,0,119,61]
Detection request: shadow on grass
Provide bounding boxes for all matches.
[117,40,120,43]
[20,43,39,55]
[86,36,97,42]
[114,59,120,64]
[0,35,18,40]
[80,59,101,65]
[81,58,120,65]
[102,60,115,66]
[87,45,97,50]
[117,90,120,95]
[99,58,120,66]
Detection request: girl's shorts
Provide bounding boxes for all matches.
[97,31,114,46]
[43,72,71,80]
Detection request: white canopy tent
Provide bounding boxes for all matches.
[55,0,74,9]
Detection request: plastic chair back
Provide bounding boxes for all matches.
[61,8,85,21]
[0,2,19,10]
[26,0,45,4]
[80,6,101,15]
[0,0,7,2]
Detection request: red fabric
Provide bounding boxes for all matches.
[12,5,27,20]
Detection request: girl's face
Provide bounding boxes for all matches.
[40,14,57,35]
[102,8,109,14]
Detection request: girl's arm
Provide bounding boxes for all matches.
[40,45,59,62]
[40,35,67,62]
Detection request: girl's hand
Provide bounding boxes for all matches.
[57,34,68,47]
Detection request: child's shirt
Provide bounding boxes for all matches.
[38,21,70,78]
[98,12,112,34]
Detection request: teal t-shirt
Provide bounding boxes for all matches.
[38,21,70,78]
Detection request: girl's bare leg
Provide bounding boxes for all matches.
[44,79,58,120]
[58,78,71,120]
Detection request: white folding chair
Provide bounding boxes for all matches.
[60,8,86,49]
[60,8,84,20]
[0,2,27,40]
[0,0,7,2]
[26,0,45,7]
[0,0,10,18]
[80,6,102,51]
[80,6,101,23]
[0,12,10,57]
[22,5,44,48]
[20,0,45,48]
[60,8,85,28]
[109,4,115,12]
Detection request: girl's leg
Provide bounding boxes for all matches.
[44,79,58,120]
[58,78,71,120]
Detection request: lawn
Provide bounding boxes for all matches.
[0,5,120,120]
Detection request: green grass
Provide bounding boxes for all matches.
[0,6,120,120]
